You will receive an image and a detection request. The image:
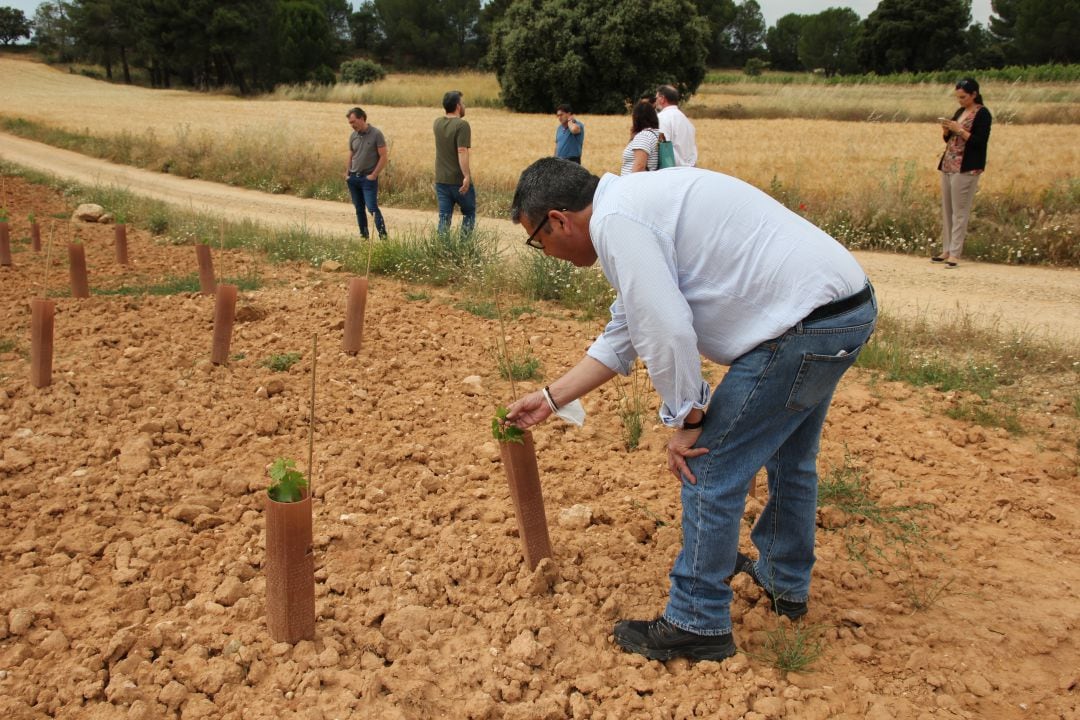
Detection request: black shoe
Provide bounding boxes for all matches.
[931,255,947,262]
[734,552,808,620]
[613,617,735,662]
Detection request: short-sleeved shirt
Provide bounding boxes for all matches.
[658,106,698,167]
[620,129,660,175]
[434,117,471,185]
[556,121,585,159]
[349,126,386,174]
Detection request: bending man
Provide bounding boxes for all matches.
[505,158,876,662]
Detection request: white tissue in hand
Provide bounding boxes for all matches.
[554,398,586,426]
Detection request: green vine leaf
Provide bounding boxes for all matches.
[267,457,308,503]
[492,406,525,444]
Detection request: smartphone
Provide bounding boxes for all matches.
[937,117,949,122]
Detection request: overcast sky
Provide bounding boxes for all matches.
[757,0,992,26]
[3,0,995,36]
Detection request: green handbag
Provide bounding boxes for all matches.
[658,132,676,169]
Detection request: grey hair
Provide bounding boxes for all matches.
[656,84,680,104]
[510,158,600,228]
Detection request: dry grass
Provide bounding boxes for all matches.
[692,80,1080,124]
[1,57,1077,254]
[268,71,504,108]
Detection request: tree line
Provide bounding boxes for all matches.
[15,0,351,92]
[1,0,1076,107]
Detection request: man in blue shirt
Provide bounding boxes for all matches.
[554,104,584,164]
[505,158,876,663]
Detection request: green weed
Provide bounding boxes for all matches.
[515,252,615,318]
[261,352,302,372]
[747,622,825,673]
[405,290,431,302]
[893,543,955,611]
[820,450,947,611]
[456,300,497,319]
[0,338,17,353]
[517,251,575,301]
[498,351,541,382]
[630,499,668,527]
[616,361,650,451]
[819,449,929,527]
[367,228,499,286]
[945,400,1023,434]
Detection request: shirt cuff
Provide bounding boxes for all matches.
[659,381,713,427]
[586,335,634,376]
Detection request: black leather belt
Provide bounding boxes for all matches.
[804,284,872,323]
[350,169,373,176]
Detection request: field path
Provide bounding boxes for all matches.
[3,130,1079,346]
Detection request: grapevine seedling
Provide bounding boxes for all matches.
[492,406,525,444]
[267,458,308,502]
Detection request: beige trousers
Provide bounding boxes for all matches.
[940,172,981,259]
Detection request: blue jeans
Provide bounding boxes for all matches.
[664,287,877,635]
[347,174,387,238]
[434,182,476,235]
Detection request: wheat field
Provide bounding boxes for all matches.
[1,56,1077,215]
[695,80,1080,124]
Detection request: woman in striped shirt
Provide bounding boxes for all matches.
[620,100,661,175]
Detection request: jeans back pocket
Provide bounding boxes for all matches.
[785,344,865,412]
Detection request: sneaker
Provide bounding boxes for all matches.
[613,617,735,662]
[734,552,808,620]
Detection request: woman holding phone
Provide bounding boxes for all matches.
[933,77,992,268]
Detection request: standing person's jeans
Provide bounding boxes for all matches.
[435,182,476,236]
[940,172,981,259]
[347,173,387,239]
[663,286,878,636]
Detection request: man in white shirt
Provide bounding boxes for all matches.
[505,158,876,662]
[655,84,697,167]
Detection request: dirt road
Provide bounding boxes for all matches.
[3,131,1079,345]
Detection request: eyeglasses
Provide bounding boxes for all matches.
[524,215,550,250]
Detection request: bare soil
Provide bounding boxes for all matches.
[1,173,1079,720]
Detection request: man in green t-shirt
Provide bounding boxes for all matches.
[433,90,475,235]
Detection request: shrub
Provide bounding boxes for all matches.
[743,58,769,76]
[146,209,169,235]
[312,64,337,86]
[339,59,388,85]
[488,0,710,114]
